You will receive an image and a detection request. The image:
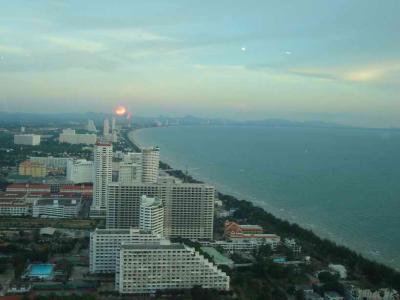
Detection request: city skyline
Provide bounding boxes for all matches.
[1,0,400,127]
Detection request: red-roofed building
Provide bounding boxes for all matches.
[60,184,92,195]
[224,220,264,237]
[6,183,50,193]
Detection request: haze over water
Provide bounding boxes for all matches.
[132,125,400,270]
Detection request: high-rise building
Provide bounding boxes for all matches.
[91,142,113,215]
[66,159,94,183]
[14,134,41,146]
[118,161,142,184]
[86,120,97,132]
[163,180,215,240]
[115,241,229,294]
[142,147,159,183]
[107,178,215,240]
[111,117,116,132]
[103,118,110,136]
[106,182,159,229]
[89,228,161,273]
[139,195,164,236]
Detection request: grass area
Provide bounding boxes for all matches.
[0,217,97,229]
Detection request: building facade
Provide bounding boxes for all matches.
[30,156,71,170]
[89,228,161,273]
[141,147,160,183]
[91,142,113,215]
[106,179,215,240]
[14,134,41,146]
[66,159,94,183]
[59,129,97,145]
[115,241,229,294]
[32,198,82,218]
[19,161,47,177]
[118,161,142,184]
[139,195,164,236]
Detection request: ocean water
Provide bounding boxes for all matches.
[131,125,400,269]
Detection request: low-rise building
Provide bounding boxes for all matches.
[212,233,281,253]
[324,291,344,300]
[18,161,47,177]
[328,264,347,279]
[32,197,82,218]
[66,159,94,183]
[0,191,31,216]
[224,221,264,238]
[6,183,51,193]
[89,228,162,273]
[59,129,97,145]
[344,284,399,300]
[284,238,302,255]
[30,156,71,170]
[115,241,230,294]
[14,134,41,146]
[59,184,93,195]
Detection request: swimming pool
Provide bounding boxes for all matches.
[25,264,54,280]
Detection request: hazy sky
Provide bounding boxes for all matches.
[0,0,399,126]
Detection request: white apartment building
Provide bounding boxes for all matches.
[89,228,162,273]
[115,241,230,294]
[32,198,81,218]
[142,147,159,183]
[59,129,97,145]
[66,159,94,183]
[122,152,143,165]
[209,234,281,254]
[0,201,31,216]
[107,179,215,240]
[139,195,164,236]
[30,156,71,170]
[91,142,113,215]
[14,134,41,146]
[118,161,142,184]
[86,120,97,132]
[103,119,110,136]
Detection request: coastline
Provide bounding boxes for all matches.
[124,127,400,291]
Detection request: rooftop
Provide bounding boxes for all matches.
[35,198,80,206]
[200,247,234,266]
[120,241,184,250]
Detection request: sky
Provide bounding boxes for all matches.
[0,0,399,127]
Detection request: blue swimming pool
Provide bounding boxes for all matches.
[25,264,54,279]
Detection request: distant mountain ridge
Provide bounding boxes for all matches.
[0,111,356,129]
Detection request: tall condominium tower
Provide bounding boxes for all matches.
[107,178,215,240]
[142,147,160,183]
[139,195,164,236]
[111,117,116,132]
[91,142,113,215]
[103,118,110,137]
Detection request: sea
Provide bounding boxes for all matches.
[130,125,400,270]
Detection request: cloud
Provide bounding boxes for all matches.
[0,44,28,56]
[45,36,106,53]
[247,61,400,84]
[91,28,176,42]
